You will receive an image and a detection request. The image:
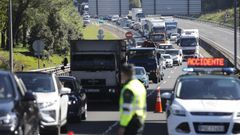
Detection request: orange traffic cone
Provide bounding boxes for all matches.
[155,86,163,113]
[68,131,74,135]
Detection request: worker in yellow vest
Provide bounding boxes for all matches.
[118,64,147,135]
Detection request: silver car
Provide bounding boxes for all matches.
[134,66,149,88]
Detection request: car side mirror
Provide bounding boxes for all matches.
[161,92,172,100]
[23,92,36,101]
[61,87,71,96]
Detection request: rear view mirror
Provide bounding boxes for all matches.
[161,92,172,100]
[61,87,71,96]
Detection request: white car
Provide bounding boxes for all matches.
[165,49,183,66]
[170,33,180,42]
[162,54,173,68]
[162,71,240,135]
[17,72,70,134]
[111,15,119,22]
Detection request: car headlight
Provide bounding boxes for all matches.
[0,113,17,130]
[41,110,56,123]
[38,100,57,109]
[236,112,240,117]
[170,105,186,117]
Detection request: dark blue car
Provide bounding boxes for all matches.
[59,76,87,122]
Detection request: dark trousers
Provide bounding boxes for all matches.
[124,115,144,135]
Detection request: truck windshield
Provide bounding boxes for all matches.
[180,38,197,47]
[176,77,240,100]
[129,51,155,59]
[150,34,165,42]
[136,13,145,18]
[166,25,177,30]
[153,27,165,33]
[71,54,115,71]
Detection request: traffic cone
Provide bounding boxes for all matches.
[68,131,74,135]
[155,86,163,113]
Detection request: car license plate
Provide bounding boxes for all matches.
[87,89,100,93]
[198,125,224,132]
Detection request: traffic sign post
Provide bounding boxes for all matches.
[32,40,45,69]
[97,29,104,40]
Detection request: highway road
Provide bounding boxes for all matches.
[64,62,186,135]
[176,18,240,59]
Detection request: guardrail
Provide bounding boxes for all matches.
[30,64,70,76]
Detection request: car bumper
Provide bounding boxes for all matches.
[167,114,240,135]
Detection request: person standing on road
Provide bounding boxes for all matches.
[118,64,147,135]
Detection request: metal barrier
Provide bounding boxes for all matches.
[30,64,70,76]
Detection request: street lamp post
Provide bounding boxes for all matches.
[8,0,13,72]
[233,0,237,69]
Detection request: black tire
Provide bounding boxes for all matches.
[81,103,87,120]
[61,123,68,133]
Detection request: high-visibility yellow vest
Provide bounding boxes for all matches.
[119,79,147,127]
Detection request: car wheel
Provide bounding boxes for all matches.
[81,103,88,120]
[18,126,23,135]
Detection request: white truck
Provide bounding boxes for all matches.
[178,29,200,59]
[132,8,144,22]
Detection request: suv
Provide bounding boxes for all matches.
[0,71,40,135]
[16,72,70,135]
[162,67,240,135]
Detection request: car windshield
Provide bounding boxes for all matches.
[176,77,240,100]
[180,38,197,47]
[165,50,178,56]
[163,55,171,59]
[17,73,55,93]
[0,75,14,100]
[135,68,145,75]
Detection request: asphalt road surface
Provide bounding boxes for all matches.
[63,62,187,135]
[176,18,240,59]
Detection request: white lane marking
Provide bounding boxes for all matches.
[168,76,171,78]
[102,121,119,135]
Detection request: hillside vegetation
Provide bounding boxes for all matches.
[198,8,240,27]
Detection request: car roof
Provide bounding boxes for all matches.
[0,70,11,75]
[58,76,76,80]
[179,74,238,80]
[16,71,53,75]
[134,66,145,69]
[165,49,179,51]
[129,47,155,51]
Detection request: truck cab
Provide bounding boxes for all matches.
[178,29,200,60]
[127,47,164,83]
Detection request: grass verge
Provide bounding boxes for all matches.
[82,24,118,39]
